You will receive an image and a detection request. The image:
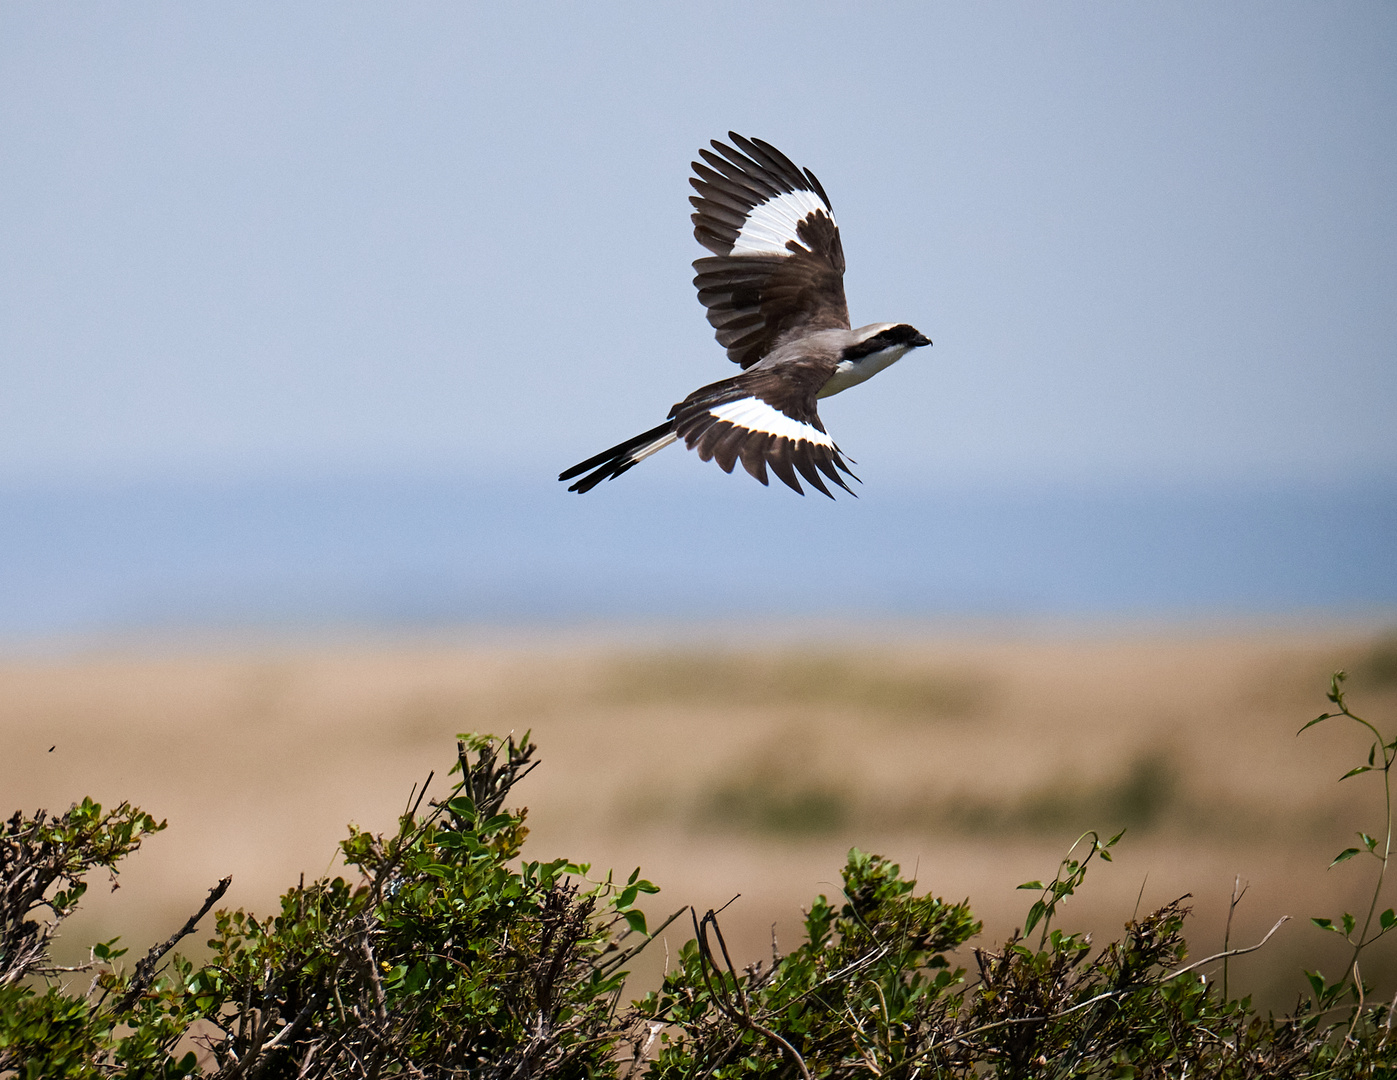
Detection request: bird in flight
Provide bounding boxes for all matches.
[559,132,931,498]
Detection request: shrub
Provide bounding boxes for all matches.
[2,679,1396,1077]
[1,735,664,1078]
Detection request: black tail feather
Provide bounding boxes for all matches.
[566,456,640,494]
[559,420,674,493]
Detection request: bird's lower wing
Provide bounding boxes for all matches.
[671,367,858,499]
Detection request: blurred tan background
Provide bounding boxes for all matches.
[5,622,1395,1012]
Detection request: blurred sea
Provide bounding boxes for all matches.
[1,472,1393,640]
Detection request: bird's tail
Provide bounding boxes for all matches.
[559,421,677,493]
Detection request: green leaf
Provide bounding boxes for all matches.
[1299,713,1332,733]
[1360,832,1378,851]
[1312,917,1336,932]
[93,937,128,961]
[1330,848,1362,868]
[623,909,648,935]
[480,813,516,836]
[1342,912,1356,936]
[1340,766,1372,780]
[1017,881,1044,891]
[403,961,430,994]
[1380,909,1396,931]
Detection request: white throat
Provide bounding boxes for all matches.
[818,344,913,399]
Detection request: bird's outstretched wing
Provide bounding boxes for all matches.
[690,133,850,370]
[671,360,858,498]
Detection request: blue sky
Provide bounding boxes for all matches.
[2,3,1394,489]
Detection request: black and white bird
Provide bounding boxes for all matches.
[560,132,931,499]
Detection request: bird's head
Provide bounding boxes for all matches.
[845,323,932,362]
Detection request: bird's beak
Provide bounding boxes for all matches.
[913,333,932,348]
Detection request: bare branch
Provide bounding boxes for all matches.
[1165,916,1291,980]
[118,877,231,1011]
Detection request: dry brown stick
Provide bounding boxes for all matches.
[244,985,330,1080]
[908,915,1294,1068]
[218,968,279,1080]
[1222,875,1249,1002]
[599,905,689,976]
[1165,915,1290,980]
[361,931,389,1027]
[118,876,231,1010]
[696,908,813,1080]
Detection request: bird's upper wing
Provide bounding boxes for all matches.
[670,358,857,498]
[690,133,850,370]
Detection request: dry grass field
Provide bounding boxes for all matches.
[4,622,1396,1011]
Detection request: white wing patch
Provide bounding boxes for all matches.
[708,397,834,448]
[730,189,833,256]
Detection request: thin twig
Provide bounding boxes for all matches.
[361,931,389,1026]
[118,876,231,1010]
[1165,915,1290,980]
[245,986,330,1080]
[600,905,689,975]
[692,908,813,1080]
[404,771,433,821]
[1222,875,1248,1002]
[909,916,1292,1067]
